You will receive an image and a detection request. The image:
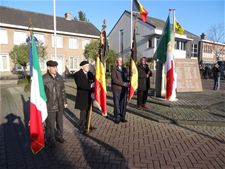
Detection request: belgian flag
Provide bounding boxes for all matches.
[133,0,148,22]
[128,29,138,100]
[94,30,108,116]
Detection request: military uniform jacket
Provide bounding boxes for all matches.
[74,69,94,110]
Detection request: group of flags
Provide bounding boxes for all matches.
[28,0,185,154]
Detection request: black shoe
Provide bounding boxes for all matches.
[121,119,128,123]
[114,119,120,124]
[55,137,65,144]
[46,140,56,148]
[79,129,87,134]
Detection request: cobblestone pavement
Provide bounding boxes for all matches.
[0,81,225,169]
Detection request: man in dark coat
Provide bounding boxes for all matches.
[137,57,152,110]
[43,60,67,147]
[74,61,95,134]
[111,57,129,124]
[212,63,220,90]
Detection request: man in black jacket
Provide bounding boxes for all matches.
[43,60,67,147]
[137,57,152,110]
[111,57,129,123]
[74,61,95,134]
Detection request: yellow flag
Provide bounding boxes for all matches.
[175,16,184,34]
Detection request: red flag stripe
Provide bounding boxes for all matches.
[29,102,44,154]
[166,60,174,100]
[94,79,107,115]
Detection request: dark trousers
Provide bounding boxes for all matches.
[79,110,90,131]
[213,77,219,90]
[46,110,63,142]
[137,89,148,106]
[112,89,127,120]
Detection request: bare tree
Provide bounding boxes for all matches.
[207,23,225,61]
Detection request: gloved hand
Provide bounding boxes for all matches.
[91,93,95,100]
[123,82,129,87]
[91,82,95,88]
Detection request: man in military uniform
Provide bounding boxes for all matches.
[74,61,95,134]
[43,60,67,147]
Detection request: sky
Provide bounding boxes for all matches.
[1,0,224,37]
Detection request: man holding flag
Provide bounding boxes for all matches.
[43,60,67,147]
[111,57,129,124]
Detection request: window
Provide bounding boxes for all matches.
[82,39,90,50]
[180,42,185,50]
[34,33,45,44]
[69,37,78,49]
[0,29,8,44]
[39,58,46,70]
[119,29,124,53]
[156,38,160,47]
[82,39,90,49]
[0,54,10,71]
[148,38,153,48]
[52,35,63,48]
[191,44,198,57]
[14,31,27,45]
[69,57,79,70]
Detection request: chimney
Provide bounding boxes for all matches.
[201,33,206,40]
[64,13,73,21]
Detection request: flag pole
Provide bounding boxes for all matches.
[169,8,178,101]
[53,0,57,59]
[87,102,92,133]
[131,0,133,49]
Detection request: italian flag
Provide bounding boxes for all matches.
[29,35,47,154]
[155,15,175,101]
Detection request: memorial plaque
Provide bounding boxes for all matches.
[175,58,203,92]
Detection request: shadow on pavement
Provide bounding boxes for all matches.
[77,133,129,169]
[211,113,225,119]
[21,95,30,129]
[64,108,80,129]
[176,124,225,144]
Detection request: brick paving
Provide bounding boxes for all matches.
[0,80,225,169]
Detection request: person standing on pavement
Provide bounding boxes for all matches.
[111,57,129,124]
[212,63,220,90]
[136,57,152,110]
[43,60,67,147]
[74,61,95,134]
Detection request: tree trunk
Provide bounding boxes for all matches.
[23,65,27,79]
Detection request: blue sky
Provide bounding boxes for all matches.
[1,0,224,37]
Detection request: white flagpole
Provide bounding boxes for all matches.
[53,0,57,59]
[131,0,133,48]
[170,9,178,101]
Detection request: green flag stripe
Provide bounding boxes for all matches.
[155,16,171,63]
[32,36,47,101]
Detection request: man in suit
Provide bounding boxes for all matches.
[43,60,67,147]
[111,57,129,124]
[74,61,95,134]
[137,57,152,110]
